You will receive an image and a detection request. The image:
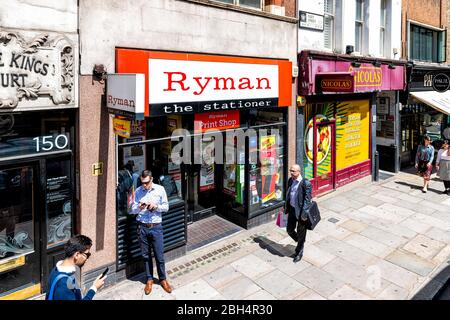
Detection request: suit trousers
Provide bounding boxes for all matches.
[137,224,166,281]
[286,204,308,255]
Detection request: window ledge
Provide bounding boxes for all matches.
[180,0,298,24]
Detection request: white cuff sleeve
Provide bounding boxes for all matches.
[89,285,98,293]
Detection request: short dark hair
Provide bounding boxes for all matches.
[64,235,92,258]
[422,135,431,145]
[141,170,152,179]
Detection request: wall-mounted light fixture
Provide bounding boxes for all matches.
[93,64,107,83]
[388,63,396,69]
[372,60,381,67]
[351,61,361,68]
[346,45,355,55]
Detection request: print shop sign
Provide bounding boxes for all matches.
[148,59,279,116]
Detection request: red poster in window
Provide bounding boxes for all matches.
[194,110,240,133]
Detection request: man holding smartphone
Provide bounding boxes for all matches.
[131,170,172,295]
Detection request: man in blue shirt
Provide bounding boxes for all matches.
[45,235,105,300]
[131,170,172,295]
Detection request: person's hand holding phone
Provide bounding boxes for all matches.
[93,274,106,291]
[147,202,158,211]
[139,202,147,210]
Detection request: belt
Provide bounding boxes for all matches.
[138,222,161,228]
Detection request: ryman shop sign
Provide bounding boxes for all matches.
[0,28,76,112]
[115,49,292,117]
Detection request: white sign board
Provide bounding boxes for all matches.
[148,59,279,115]
[106,73,145,119]
[299,11,324,31]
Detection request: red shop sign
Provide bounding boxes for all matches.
[194,110,240,133]
[316,72,354,93]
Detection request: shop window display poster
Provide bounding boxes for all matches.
[260,135,278,204]
[200,139,215,192]
[123,135,146,174]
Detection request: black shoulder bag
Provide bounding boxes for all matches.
[302,180,321,230]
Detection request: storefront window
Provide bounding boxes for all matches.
[0,166,34,261]
[248,125,285,215]
[117,118,184,217]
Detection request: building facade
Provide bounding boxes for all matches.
[0,1,78,299]
[399,0,450,168]
[77,0,298,290]
[297,0,406,195]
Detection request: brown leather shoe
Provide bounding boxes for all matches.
[144,280,153,295]
[160,279,172,293]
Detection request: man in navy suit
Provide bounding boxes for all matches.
[284,164,313,263]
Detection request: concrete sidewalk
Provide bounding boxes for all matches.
[96,171,450,300]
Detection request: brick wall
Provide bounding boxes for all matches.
[402,0,448,60]
[283,0,296,18]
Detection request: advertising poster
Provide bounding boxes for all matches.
[336,100,370,170]
[123,136,146,174]
[200,139,215,192]
[303,102,335,180]
[223,164,236,196]
[249,136,259,205]
[113,118,131,138]
[260,135,277,204]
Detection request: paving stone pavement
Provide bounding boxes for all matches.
[96,171,450,300]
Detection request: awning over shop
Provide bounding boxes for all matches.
[410,91,450,116]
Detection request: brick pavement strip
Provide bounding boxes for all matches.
[95,172,450,300]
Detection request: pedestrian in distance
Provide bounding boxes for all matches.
[131,170,172,295]
[436,140,450,195]
[46,235,106,300]
[284,164,313,263]
[415,135,435,193]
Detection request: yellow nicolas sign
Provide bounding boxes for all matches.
[113,118,131,138]
[349,66,383,87]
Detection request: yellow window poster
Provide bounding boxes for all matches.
[335,100,370,170]
[113,118,131,138]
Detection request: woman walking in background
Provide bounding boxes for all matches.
[415,135,434,193]
[436,140,450,195]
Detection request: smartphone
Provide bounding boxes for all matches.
[100,267,109,279]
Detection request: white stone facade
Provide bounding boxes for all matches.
[298,0,402,60]
[0,0,79,111]
[78,0,298,75]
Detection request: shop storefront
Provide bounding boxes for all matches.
[298,51,406,195]
[399,65,450,168]
[109,49,292,274]
[0,29,77,299]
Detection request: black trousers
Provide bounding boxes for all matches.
[444,180,450,189]
[286,205,308,255]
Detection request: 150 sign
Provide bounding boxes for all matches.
[32,134,69,152]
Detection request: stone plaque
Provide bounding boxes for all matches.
[0,28,76,112]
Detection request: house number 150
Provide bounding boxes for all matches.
[33,135,69,152]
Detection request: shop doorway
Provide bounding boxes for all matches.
[0,164,41,298]
[305,117,336,195]
[185,163,222,223]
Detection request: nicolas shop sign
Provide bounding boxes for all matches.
[0,29,75,111]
